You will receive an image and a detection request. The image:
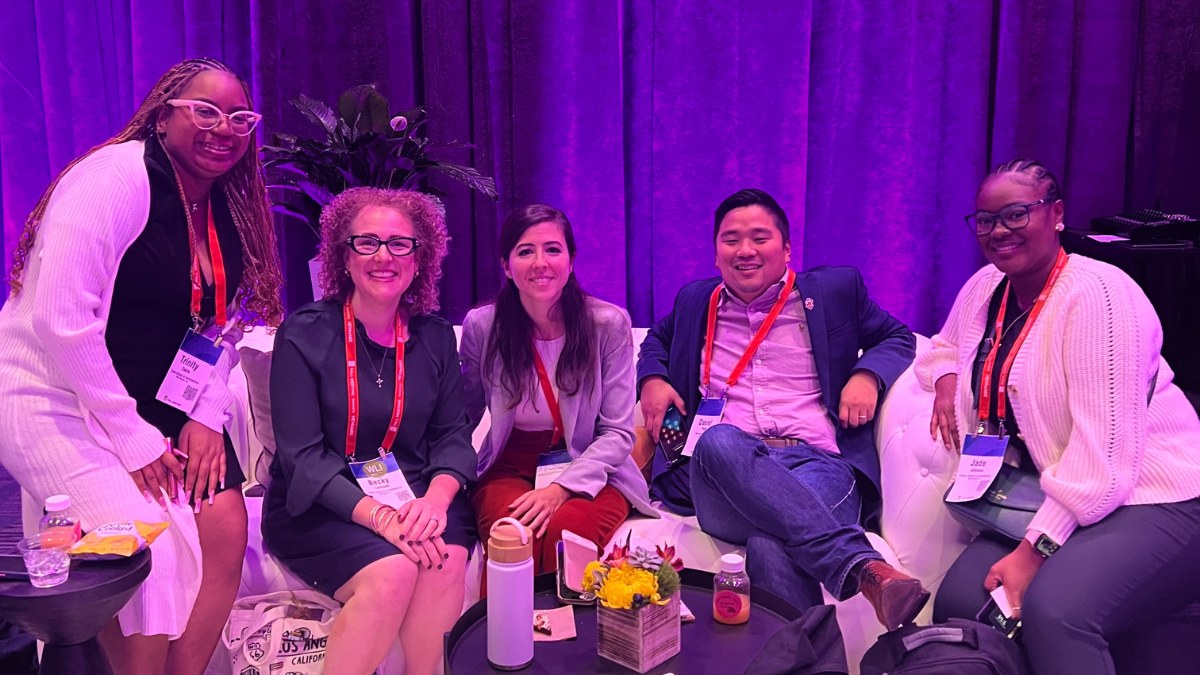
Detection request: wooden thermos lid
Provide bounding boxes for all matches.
[488,518,532,564]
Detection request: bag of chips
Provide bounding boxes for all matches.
[70,521,169,560]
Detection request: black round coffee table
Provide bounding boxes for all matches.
[445,569,802,674]
[0,549,151,675]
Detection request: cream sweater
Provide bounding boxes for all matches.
[0,139,239,637]
[0,140,238,471]
[916,255,1200,545]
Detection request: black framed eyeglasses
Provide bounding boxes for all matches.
[166,99,262,136]
[346,235,420,257]
[965,198,1052,235]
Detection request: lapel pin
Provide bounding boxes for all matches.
[804,297,815,311]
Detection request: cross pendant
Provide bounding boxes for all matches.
[375,376,384,388]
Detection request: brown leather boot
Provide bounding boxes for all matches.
[857,560,930,631]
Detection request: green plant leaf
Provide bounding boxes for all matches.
[339,85,392,136]
[427,161,499,198]
[290,95,341,139]
[295,179,336,207]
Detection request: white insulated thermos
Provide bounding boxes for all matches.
[486,517,534,670]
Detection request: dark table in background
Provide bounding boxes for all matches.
[446,569,803,674]
[1063,230,1200,403]
[0,550,151,675]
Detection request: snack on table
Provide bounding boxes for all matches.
[70,521,168,560]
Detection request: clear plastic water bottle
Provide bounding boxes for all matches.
[713,553,751,625]
[487,517,533,670]
[39,494,82,547]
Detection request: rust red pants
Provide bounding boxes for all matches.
[472,429,629,574]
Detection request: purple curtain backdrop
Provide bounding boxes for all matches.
[2,1,1198,334]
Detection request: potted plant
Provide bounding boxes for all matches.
[583,537,685,673]
[261,84,497,301]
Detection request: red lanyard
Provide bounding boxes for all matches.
[343,303,406,459]
[976,248,1069,433]
[188,200,227,327]
[531,345,566,446]
[701,269,797,394]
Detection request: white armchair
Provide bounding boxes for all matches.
[219,328,969,673]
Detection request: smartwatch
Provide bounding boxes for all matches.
[1033,533,1060,558]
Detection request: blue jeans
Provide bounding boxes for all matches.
[690,424,881,609]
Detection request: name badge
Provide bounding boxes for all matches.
[945,434,1009,502]
[535,449,572,490]
[156,329,222,414]
[681,397,728,459]
[350,453,415,508]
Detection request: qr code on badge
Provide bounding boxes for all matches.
[183,385,198,402]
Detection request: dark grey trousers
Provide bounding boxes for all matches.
[934,498,1200,675]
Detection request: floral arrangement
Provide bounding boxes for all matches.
[582,534,684,610]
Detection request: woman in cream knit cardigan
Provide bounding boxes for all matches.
[920,159,1200,674]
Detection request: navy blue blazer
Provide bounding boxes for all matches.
[636,266,916,527]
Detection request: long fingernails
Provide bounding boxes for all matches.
[143,490,154,504]
[209,492,214,506]
[194,499,202,514]
[157,487,170,508]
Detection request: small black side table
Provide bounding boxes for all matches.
[446,569,803,674]
[0,549,151,675]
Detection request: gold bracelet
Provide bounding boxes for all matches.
[367,503,386,532]
[375,508,398,536]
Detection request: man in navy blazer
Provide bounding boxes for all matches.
[636,189,928,629]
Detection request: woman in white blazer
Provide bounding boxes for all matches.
[460,204,655,573]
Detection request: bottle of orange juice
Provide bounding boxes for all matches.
[39,495,81,547]
[713,553,751,625]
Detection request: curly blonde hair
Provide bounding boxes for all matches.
[317,188,450,315]
[8,57,284,326]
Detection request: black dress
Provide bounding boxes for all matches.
[263,300,478,596]
[104,135,247,495]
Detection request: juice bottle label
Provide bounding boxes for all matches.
[714,589,744,620]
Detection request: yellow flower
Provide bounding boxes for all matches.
[594,564,662,610]
[582,561,608,593]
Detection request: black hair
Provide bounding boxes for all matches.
[713,188,790,246]
[485,204,596,405]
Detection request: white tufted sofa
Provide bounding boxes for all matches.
[213,329,970,674]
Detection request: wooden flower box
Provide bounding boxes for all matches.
[596,596,681,673]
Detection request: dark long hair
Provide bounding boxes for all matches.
[485,204,596,407]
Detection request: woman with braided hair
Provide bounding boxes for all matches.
[0,58,282,673]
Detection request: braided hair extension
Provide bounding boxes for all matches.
[8,57,283,326]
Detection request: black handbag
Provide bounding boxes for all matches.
[944,464,1044,543]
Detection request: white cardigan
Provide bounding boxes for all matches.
[0,139,238,637]
[916,255,1200,546]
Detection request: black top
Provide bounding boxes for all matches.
[105,135,244,437]
[970,281,1034,467]
[267,300,478,520]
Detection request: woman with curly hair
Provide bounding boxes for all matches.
[263,187,477,674]
[0,58,282,673]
